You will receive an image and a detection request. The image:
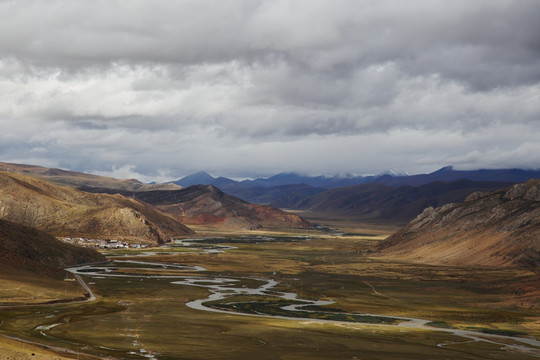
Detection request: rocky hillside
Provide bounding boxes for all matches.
[0,218,104,277]
[0,161,182,192]
[378,180,540,267]
[0,172,193,243]
[129,185,311,230]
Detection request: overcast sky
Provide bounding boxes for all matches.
[1,0,539,181]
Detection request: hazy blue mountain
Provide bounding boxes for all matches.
[172,171,237,188]
[173,171,375,191]
[173,171,220,187]
[240,172,329,188]
[213,176,238,187]
[171,167,540,205]
[376,166,540,186]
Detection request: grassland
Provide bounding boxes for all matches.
[0,269,86,306]
[0,335,78,360]
[0,219,538,359]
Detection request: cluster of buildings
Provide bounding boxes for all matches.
[61,237,148,249]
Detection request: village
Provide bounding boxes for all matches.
[60,237,149,250]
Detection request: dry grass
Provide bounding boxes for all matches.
[0,269,86,306]
[0,335,75,360]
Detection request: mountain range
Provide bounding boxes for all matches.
[0,165,312,246]
[172,167,540,205]
[174,166,540,188]
[0,160,538,274]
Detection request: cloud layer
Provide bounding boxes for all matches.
[1,0,539,180]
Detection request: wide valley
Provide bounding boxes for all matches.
[0,219,538,360]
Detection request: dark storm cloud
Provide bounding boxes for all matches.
[0,0,539,179]
[3,1,539,86]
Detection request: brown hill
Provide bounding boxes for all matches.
[0,161,182,192]
[377,180,540,268]
[0,218,104,277]
[112,185,312,230]
[0,171,193,244]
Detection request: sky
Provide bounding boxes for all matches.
[1,0,539,182]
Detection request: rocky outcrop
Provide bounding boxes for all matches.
[377,180,540,267]
[0,172,193,244]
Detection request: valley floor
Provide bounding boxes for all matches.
[0,217,538,359]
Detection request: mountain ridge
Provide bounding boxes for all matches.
[0,171,193,244]
[377,180,540,268]
[81,184,311,230]
[174,166,540,189]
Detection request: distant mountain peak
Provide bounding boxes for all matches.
[185,170,215,180]
[434,166,454,173]
[376,168,409,177]
[173,171,217,187]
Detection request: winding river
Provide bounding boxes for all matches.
[64,255,540,358]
